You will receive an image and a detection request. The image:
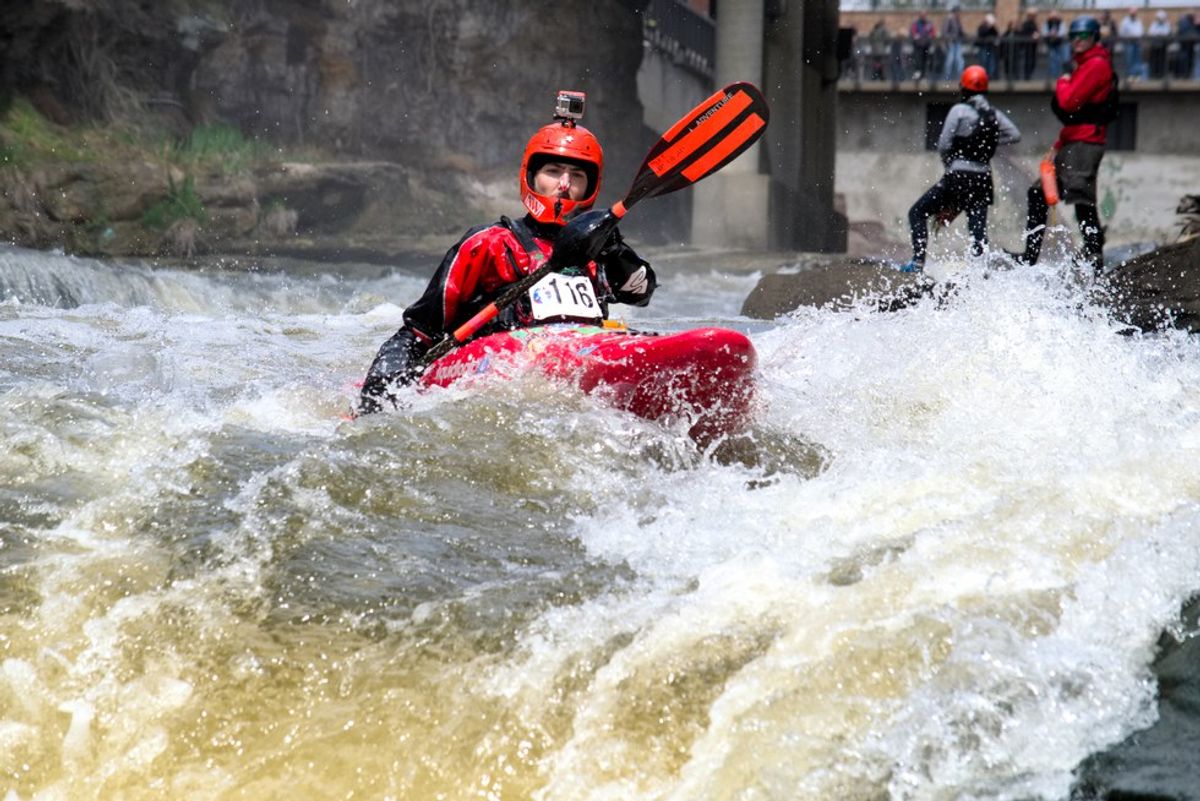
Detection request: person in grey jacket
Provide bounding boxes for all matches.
[899,65,1021,273]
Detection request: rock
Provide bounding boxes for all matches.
[254,162,371,235]
[740,256,936,319]
[0,0,649,258]
[205,205,259,242]
[258,205,298,238]
[195,171,257,208]
[157,217,201,257]
[1072,595,1200,801]
[1101,237,1200,333]
[738,239,1200,336]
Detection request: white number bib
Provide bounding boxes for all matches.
[528,273,602,322]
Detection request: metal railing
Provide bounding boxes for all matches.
[839,33,1200,88]
[839,0,994,10]
[842,0,1200,8]
[642,0,716,78]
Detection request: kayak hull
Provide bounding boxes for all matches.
[419,325,757,443]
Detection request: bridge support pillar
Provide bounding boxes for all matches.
[691,0,771,250]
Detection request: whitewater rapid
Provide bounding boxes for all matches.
[2,244,1198,800]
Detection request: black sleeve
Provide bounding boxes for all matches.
[401,224,493,339]
[358,327,427,414]
[597,228,656,308]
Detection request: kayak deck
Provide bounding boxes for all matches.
[419,324,757,443]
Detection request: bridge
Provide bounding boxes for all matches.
[641,0,1200,251]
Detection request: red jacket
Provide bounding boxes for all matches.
[1054,44,1115,148]
[402,216,653,343]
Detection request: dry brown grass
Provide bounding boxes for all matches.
[1178,195,1200,242]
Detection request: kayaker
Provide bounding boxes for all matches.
[358,92,657,414]
[898,65,1021,273]
[1010,15,1115,273]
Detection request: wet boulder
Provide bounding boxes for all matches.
[1101,237,1200,333]
[739,256,934,319]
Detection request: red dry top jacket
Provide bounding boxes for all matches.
[1054,44,1115,149]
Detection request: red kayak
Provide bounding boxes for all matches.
[420,323,757,444]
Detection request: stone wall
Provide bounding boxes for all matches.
[189,1,647,189]
[0,0,652,257]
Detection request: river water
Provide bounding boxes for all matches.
[2,243,1199,800]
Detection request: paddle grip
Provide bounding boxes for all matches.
[552,209,621,266]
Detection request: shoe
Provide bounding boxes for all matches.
[897,259,924,273]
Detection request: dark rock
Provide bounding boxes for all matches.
[1071,596,1200,801]
[739,239,1200,336]
[740,256,938,319]
[187,1,646,185]
[1100,237,1200,333]
[0,0,650,260]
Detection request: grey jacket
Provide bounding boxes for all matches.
[937,94,1022,174]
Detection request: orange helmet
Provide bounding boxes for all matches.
[960,65,989,93]
[519,121,603,225]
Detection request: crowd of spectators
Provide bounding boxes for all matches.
[848,6,1200,84]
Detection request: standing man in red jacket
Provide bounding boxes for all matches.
[1014,16,1116,273]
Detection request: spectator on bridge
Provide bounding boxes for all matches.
[842,25,860,79]
[1148,10,1171,78]
[898,66,1022,274]
[1098,10,1117,43]
[1178,11,1198,79]
[868,19,890,81]
[942,6,966,81]
[1018,10,1041,79]
[911,12,937,80]
[1045,12,1068,76]
[999,21,1021,81]
[977,14,999,77]
[1119,8,1149,79]
[890,26,909,82]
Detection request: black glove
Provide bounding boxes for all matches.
[554,209,619,266]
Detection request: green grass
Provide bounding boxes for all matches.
[171,122,274,173]
[0,97,89,164]
[0,87,317,182]
[142,173,207,229]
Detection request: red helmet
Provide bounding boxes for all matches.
[519,121,603,225]
[960,65,989,93]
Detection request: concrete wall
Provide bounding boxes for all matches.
[637,46,713,139]
[837,88,1200,250]
[763,0,848,252]
[839,87,1200,156]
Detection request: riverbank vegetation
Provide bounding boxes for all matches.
[0,87,329,257]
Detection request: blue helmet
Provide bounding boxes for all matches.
[1068,16,1100,39]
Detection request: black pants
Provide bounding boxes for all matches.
[908,171,992,264]
[1019,141,1105,270]
[1020,186,1104,269]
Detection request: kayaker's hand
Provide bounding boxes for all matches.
[555,209,619,267]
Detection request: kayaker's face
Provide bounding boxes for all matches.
[1070,33,1095,57]
[533,161,588,201]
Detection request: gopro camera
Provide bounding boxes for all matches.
[554,90,586,122]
